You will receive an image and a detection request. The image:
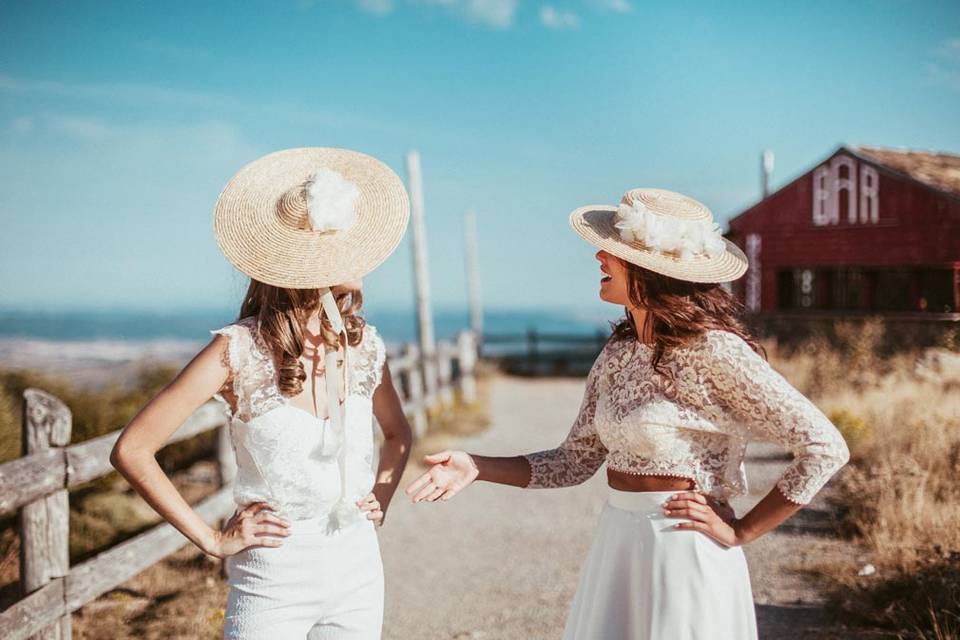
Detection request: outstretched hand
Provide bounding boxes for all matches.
[404,450,479,503]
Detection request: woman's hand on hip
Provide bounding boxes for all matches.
[208,502,291,558]
[663,491,742,547]
[357,492,384,527]
[404,450,479,503]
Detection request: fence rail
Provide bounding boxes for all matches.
[481,328,608,377]
[0,330,478,640]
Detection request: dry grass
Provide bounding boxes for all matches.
[767,318,960,638]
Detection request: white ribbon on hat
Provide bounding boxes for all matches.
[319,287,357,532]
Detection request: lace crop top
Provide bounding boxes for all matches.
[524,330,849,505]
[211,316,386,522]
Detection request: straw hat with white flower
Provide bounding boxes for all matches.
[212,146,409,530]
[214,146,409,290]
[569,187,747,283]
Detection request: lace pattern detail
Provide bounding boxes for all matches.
[209,317,386,521]
[523,330,849,505]
[211,318,387,421]
[524,358,608,489]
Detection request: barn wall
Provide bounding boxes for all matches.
[726,148,960,313]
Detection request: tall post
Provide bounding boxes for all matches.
[404,344,429,438]
[464,209,483,344]
[761,149,775,199]
[20,389,72,640]
[406,151,438,407]
[457,331,478,404]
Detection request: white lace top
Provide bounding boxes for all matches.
[524,330,849,505]
[211,316,386,522]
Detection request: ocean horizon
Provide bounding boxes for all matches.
[0,306,617,383]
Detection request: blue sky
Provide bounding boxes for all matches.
[1,0,959,315]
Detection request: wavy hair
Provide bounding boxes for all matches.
[238,280,366,397]
[609,260,764,376]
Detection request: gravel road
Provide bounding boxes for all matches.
[378,375,880,640]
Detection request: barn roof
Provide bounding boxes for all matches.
[849,145,960,197]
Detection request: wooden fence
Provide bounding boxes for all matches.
[0,331,478,640]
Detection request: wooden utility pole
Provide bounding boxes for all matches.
[405,151,438,406]
[464,209,483,342]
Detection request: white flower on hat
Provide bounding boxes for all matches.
[615,200,726,261]
[305,169,360,232]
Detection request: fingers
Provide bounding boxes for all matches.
[405,471,435,498]
[423,486,445,502]
[412,478,442,503]
[365,509,384,526]
[668,492,708,505]
[673,520,709,533]
[357,495,381,513]
[254,511,291,529]
[423,450,452,464]
[252,522,291,539]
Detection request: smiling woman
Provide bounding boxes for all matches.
[406,187,849,640]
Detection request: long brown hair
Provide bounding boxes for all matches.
[610,260,764,376]
[238,280,366,396]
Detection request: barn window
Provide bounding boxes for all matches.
[812,165,833,225]
[860,165,879,223]
[830,155,858,224]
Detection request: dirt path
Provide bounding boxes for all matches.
[379,374,877,640]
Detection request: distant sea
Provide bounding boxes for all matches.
[0,307,614,385]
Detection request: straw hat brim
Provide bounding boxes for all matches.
[569,205,748,283]
[214,148,410,289]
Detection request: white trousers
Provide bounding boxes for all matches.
[563,489,757,640]
[223,516,383,640]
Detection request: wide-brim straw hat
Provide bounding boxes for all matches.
[214,147,410,289]
[569,187,747,283]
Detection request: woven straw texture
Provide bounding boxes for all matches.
[569,188,748,283]
[214,147,410,289]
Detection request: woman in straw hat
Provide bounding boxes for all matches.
[111,147,414,639]
[405,188,850,639]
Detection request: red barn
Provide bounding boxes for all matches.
[726,145,960,318]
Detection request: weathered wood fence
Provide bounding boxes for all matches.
[0,331,478,640]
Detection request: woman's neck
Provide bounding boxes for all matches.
[629,306,654,345]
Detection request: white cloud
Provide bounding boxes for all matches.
[539,5,580,30]
[416,0,517,29]
[593,0,632,13]
[355,0,394,15]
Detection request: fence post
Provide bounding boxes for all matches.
[457,331,478,404]
[436,341,454,408]
[405,344,429,438]
[20,389,72,640]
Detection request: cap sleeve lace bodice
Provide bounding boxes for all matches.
[210,316,387,522]
[523,329,849,505]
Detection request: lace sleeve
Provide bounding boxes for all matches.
[350,323,387,398]
[699,330,850,505]
[209,318,255,418]
[523,355,608,489]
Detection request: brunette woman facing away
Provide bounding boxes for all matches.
[405,188,849,639]
[110,148,413,639]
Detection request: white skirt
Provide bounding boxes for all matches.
[223,515,383,640]
[563,489,757,640]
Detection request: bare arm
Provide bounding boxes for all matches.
[109,335,287,557]
[405,359,607,502]
[369,361,413,522]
